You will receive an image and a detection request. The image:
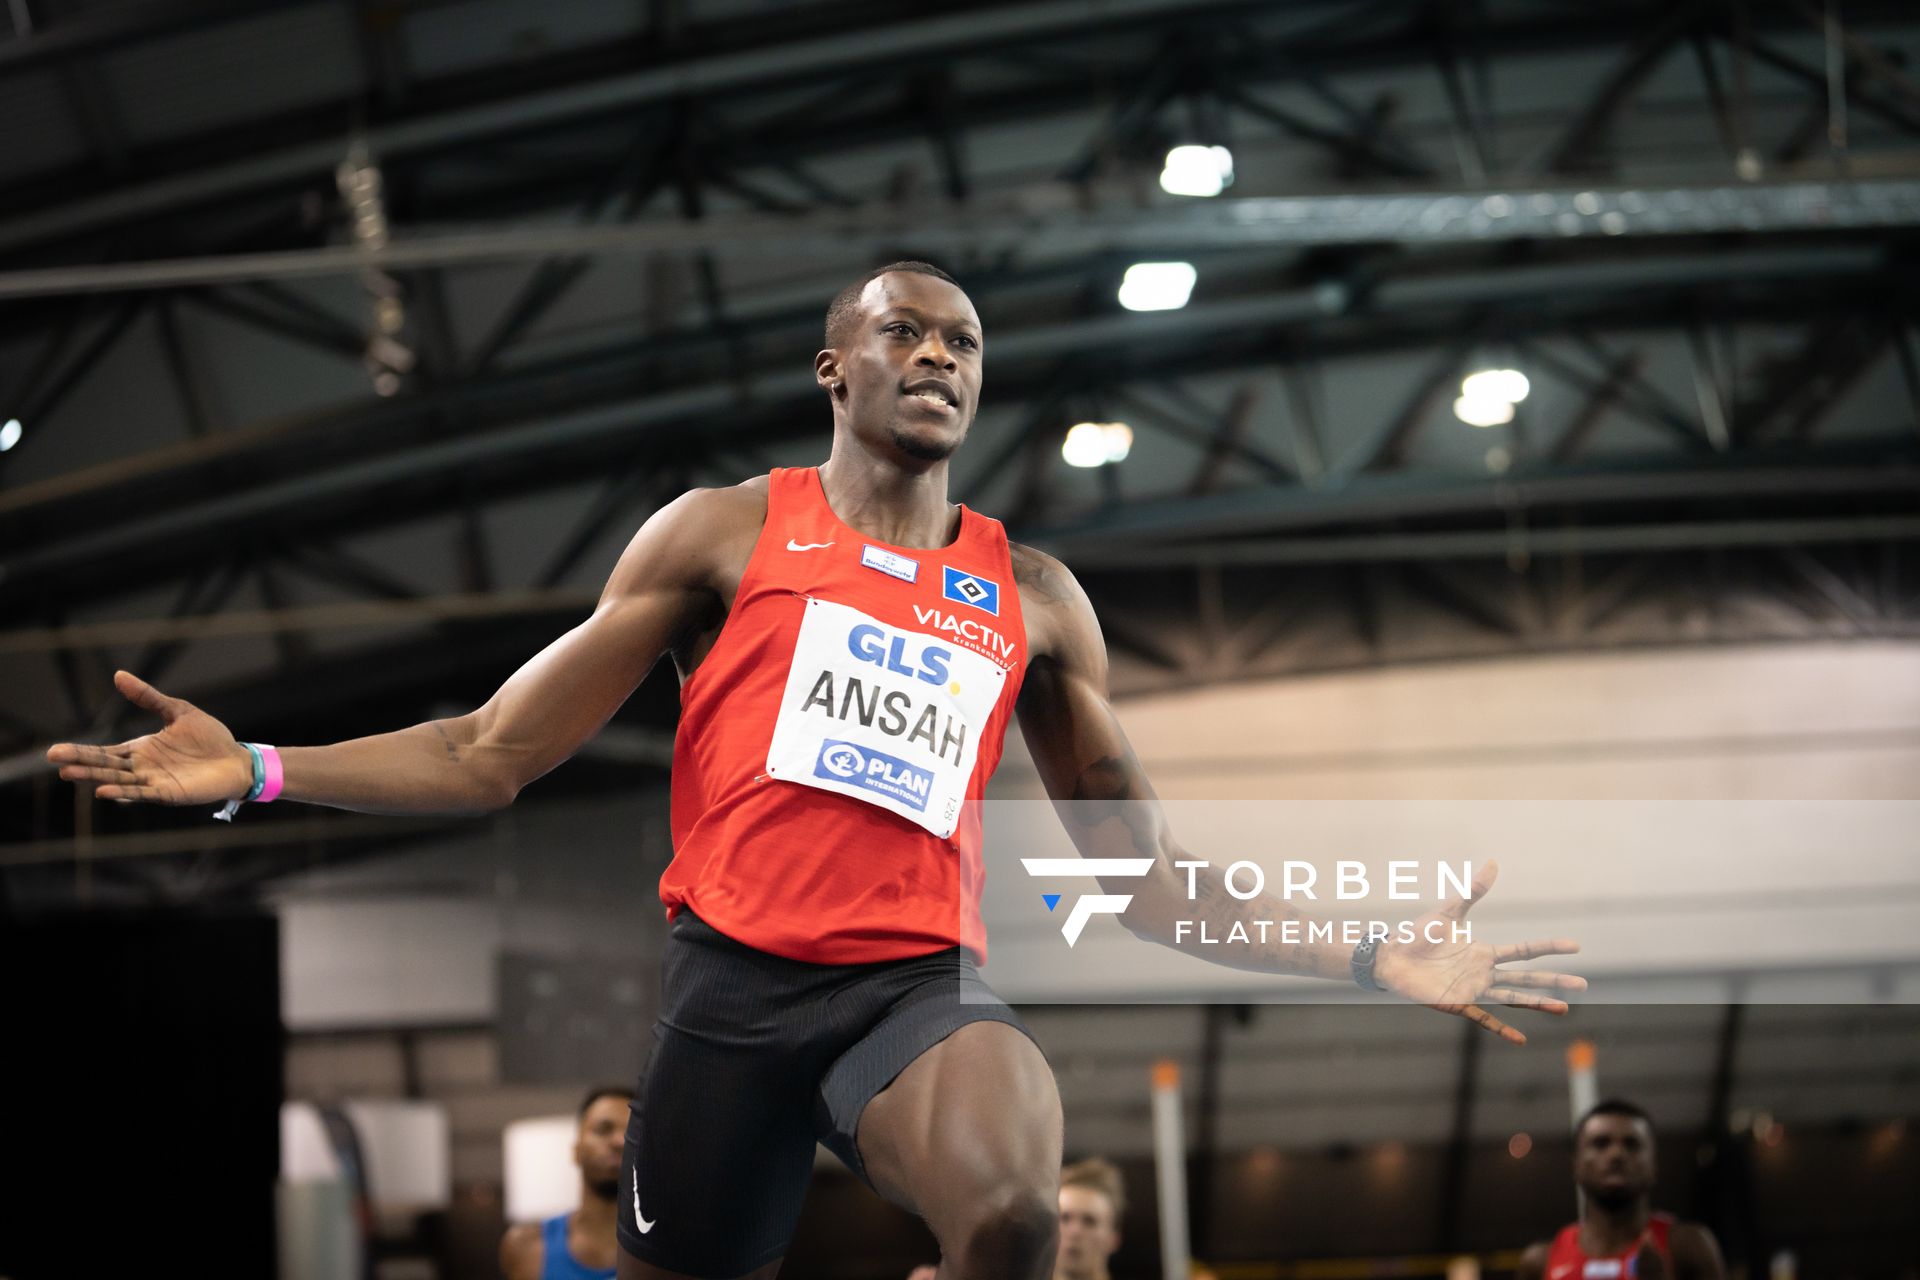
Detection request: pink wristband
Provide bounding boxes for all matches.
[255,744,285,803]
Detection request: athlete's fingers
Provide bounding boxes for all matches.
[1485,987,1570,1015]
[113,670,184,723]
[1458,1002,1525,1044]
[1493,937,1581,963]
[1447,857,1500,919]
[59,764,141,786]
[94,783,164,803]
[1491,967,1588,992]
[45,742,135,767]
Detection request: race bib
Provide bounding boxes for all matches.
[766,597,1007,837]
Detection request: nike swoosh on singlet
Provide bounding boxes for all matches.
[633,1169,655,1234]
[786,539,834,551]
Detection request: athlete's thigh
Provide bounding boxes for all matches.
[617,1019,816,1278]
[616,1250,783,1280]
[854,1019,1063,1224]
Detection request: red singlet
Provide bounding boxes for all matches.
[1544,1212,1674,1280]
[659,467,1028,963]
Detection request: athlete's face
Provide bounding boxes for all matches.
[816,272,984,468]
[1055,1185,1120,1280]
[1575,1114,1656,1209]
[574,1095,628,1201]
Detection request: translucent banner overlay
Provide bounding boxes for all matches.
[967,800,1920,1005]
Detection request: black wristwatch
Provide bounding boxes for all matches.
[1350,937,1385,992]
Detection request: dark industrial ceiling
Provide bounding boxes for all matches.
[3,0,1918,886]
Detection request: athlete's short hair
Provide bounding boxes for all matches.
[824,260,963,348]
[1576,1098,1654,1140]
[1061,1156,1127,1222]
[578,1084,633,1119]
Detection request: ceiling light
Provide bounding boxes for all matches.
[1461,368,1531,404]
[0,418,20,451]
[1062,421,1133,468]
[1160,145,1234,197]
[1118,262,1197,312]
[1453,395,1514,428]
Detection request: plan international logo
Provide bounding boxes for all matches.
[813,738,934,812]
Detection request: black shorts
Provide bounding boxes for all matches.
[616,909,1036,1277]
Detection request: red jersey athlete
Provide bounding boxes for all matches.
[50,262,1584,1280]
[1518,1100,1725,1280]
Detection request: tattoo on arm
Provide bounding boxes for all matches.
[1068,750,1165,860]
[430,722,461,763]
[1069,754,1132,804]
[1011,543,1071,606]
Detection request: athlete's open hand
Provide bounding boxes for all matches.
[1373,859,1585,1044]
[45,670,251,806]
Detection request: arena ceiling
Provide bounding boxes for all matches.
[3,0,1919,881]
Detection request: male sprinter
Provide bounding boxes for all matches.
[50,262,1583,1280]
[1517,1100,1725,1280]
[501,1087,632,1280]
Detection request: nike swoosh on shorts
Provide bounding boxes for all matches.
[633,1169,655,1234]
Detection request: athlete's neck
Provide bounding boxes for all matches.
[1580,1199,1652,1254]
[816,452,959,550]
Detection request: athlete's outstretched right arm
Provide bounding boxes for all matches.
[1013,540,1584,1044]
[46,488,746,817]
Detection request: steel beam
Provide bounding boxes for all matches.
[1029,457,1920,551]
[1053,515,1920,570]
[1433,15,1493,183]
[0,588,598,655]
[5,179,1915,298]
[1548,349,1644,462]
[106,558,249,731]
[1117,383,1292,487]
[1342,329,1481,476]
[1541,0,1704,175]
[0,382,756,585]
[17,297,144,425]
[0,241,1901,596]
[154,297,213,436]
[0,0,1284,254]
[466,117,680,374]
[535,467,661,590]
[1527,337,1705,452]
[1185,381,1268,495]
[0,0,313,74]
[185,288,365,359]
[1218,83,1435,181]
[22,241,1871,525]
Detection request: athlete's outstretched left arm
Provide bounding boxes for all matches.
[1010,544,1584,1043]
